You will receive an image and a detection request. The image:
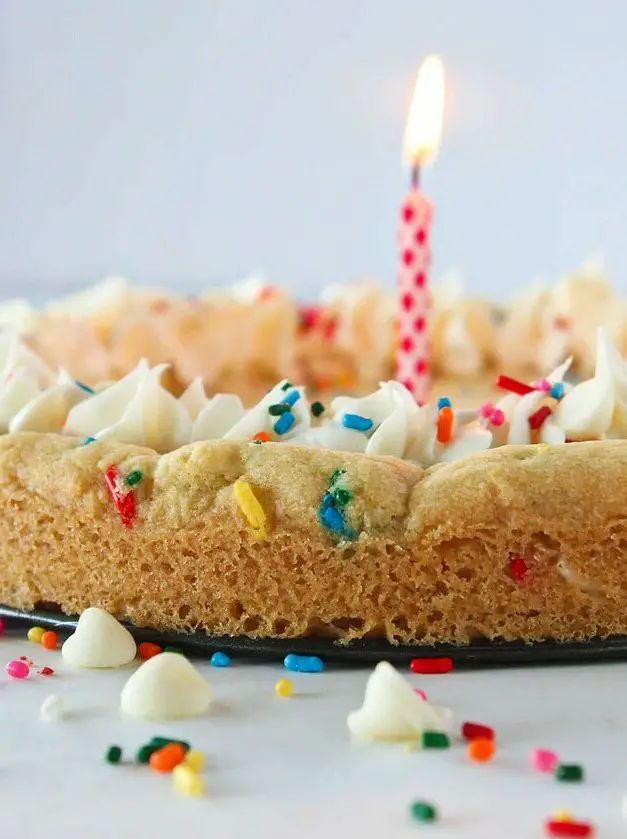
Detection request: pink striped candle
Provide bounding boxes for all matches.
[396,56,445,403]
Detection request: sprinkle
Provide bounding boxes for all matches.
[495,374,534,396]
[253,431,271,443]
[329,468,345,486]
[555,764,584,783]
[41,630,58,650]
[136,745,156,764]
[210,651,231,668]
[163,645,183,654]
[550,382,565,399]
[414,688,427,700]
[544,819,593,837]
[40,694,64,721]
[233,478,268,541]
[553,811,573,822]
[319,501,351,536]
[529,405,553,430]
[268,403,291,416]
[530,748,558,773]
[106,745,123,764]
[27,626,45,643]
[280,381,292,391]
[19,656,33,667]
[490,408,505,426]
[138,642,162,660]
[6,659,29,679]
[79,436,96,446]
[75,380,95,394]
[534,378,552,393]
[479,402,494,418]
[0,618,4,635]
[183,750,205,771]
[273,412,295,435]
[172,764,204,797]
[467,738,495,762]
[509,555,528,581]
[311,401,325,417]
[436,406,454,443]
[284,654,324,673]
[341,414,373,432]
[462,722,495,742]
[149,737,190,752]
[436,396,452,410]
[409,657,453,675]
[124,469,143,486]
[38,666,55,676]
[104,466,137,528]
[282,389,301,407]
[149,743,186,773]
[275,678,293,698]
[421,731,450,749]
[410,801,438,823]
[334,487,352,507]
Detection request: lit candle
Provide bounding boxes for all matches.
[396,56,445,403]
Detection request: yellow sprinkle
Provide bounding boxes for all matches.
[27,626,45,643]
[233,478,267,541]
[183,749,205,772]
[172,764,204,797]
[552,810,571,822]
[275,678,293,698]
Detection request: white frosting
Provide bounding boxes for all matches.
[2,327,627,465]
[347,661,452,741]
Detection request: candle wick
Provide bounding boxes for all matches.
[411,163,421,189]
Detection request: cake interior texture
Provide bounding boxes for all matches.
[1,432,625,646]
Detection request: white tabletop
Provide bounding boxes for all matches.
[1,631,625,838]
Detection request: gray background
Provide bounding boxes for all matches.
[2,0,627,300]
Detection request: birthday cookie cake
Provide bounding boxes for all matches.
[0,321,626,646]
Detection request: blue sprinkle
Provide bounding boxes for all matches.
[319,503,345,531]
[75,380,94,394]
[436,397,452,410]
[273,412,295,435]
[550,382,565,400]
[210,651,231,668]
[282,389,301,407]
[284,653,324,673]
[79,436,96,446]
[341,414,373,432]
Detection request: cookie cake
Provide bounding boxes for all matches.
[0,303,626,650]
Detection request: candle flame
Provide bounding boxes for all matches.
[403,55,445,168]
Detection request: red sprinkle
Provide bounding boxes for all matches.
[545,820,593,837]
[104,466,136,528]
[409,657,453,675]
[19,656,33,667]
[495,374,534,396]
[138,642,162,660]
[38,666,55,676]
[528,405,552,430]
[509,555,528,581]
[461,721,495,741]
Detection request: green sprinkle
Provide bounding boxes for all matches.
[421,731,450,749]
[281,381,292,391]
[105,745,122,764]
[410,801,437,823]
[124,469,143,486]
[311,401,325,417]
[334,488,352,507]
[164,645,183,654]
[136,744,155,763]
[149,737,190,752]
[268,403,290,416]
[555,763,584,782]
[328,468,345,487]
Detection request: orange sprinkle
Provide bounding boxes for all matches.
[467,737,496,762]
[138,641,162,660]
[149,743,187,773]
[253,431,271,443]
[40,630,58,651]
[436,406,454,444]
